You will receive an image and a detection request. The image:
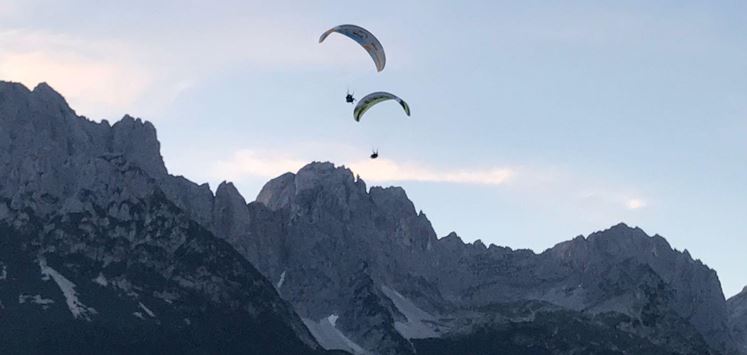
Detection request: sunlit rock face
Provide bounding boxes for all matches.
[0,81,325,354]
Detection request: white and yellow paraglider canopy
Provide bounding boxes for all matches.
[353,92,410,122]
[319,24,386,72]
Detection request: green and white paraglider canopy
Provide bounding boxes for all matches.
[319,24,386,72]
[353,92,410,122]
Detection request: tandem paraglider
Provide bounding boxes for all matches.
[320,24,411,160]
[354,92,410,122]
[345,90,356,104]
[319,24,386,72]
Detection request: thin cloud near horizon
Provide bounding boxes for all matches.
[206,149,648,214]
[0,18,382,121]
[210,149,515,186]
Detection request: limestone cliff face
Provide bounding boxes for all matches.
[729,287,747,354]
[183,157,736,354]
[0,81,322,354]
[3,80,740,355]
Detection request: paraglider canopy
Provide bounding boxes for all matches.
[353,92,410,122]
[319,24,386,72]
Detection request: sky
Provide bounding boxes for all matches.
[0,1,745,297]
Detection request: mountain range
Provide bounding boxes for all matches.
[0,81,744,354]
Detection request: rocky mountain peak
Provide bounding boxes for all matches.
[542,222,733,352]
[32,82,69,106]
[256,172,296,211]
[294,161,358,192]
[213,181,252,246]
[369,186,416,219]
[0,81,66,113]
[1,81,68,120]
[0,81,173,217]
[590,222,648,239]
[0,81,326,353]
[111,114,167,178]
[442,231,461,241]
[3,81,740,354]
[435,231,469,254]
[215,180,241,199]
[550,223,666,259]
[0,80,27,95]
[215,181,249,215]
[257,162,369,216]
[729,286,747,309]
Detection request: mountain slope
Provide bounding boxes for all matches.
[4,81,740,355]
[412,301,674,355]
[169,161,736,354]
[729,287,747,354]
[0,81,325,354]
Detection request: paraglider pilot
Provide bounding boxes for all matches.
[346,91,356,104]
[370,149,378,159]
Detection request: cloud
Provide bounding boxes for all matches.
[0,29,153,119]
[626,198,646,210]
[207,149,649,215]
[210,150,308,181]
[349,159,513,185]
[176,146,649,231]
[0,2,16,16]
[0,14,378,120]
[578,187,649,211]
[210,149,515,186]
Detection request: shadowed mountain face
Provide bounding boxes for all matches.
[0,81,325,354]
[729,288,747,354]
[1,81,743,355]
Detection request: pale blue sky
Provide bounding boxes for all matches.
[1,1,745,296]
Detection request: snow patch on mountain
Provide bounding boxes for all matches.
[19,294,55,309]
[276,270,286,290]
[154,290,179,304]
[533,284,587,311]
[93,273,108,287]
[303,315,368,354]
[139,302,156,318]
[39,258,97,320]
[111,278,140,298]
[381,285,440,339]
